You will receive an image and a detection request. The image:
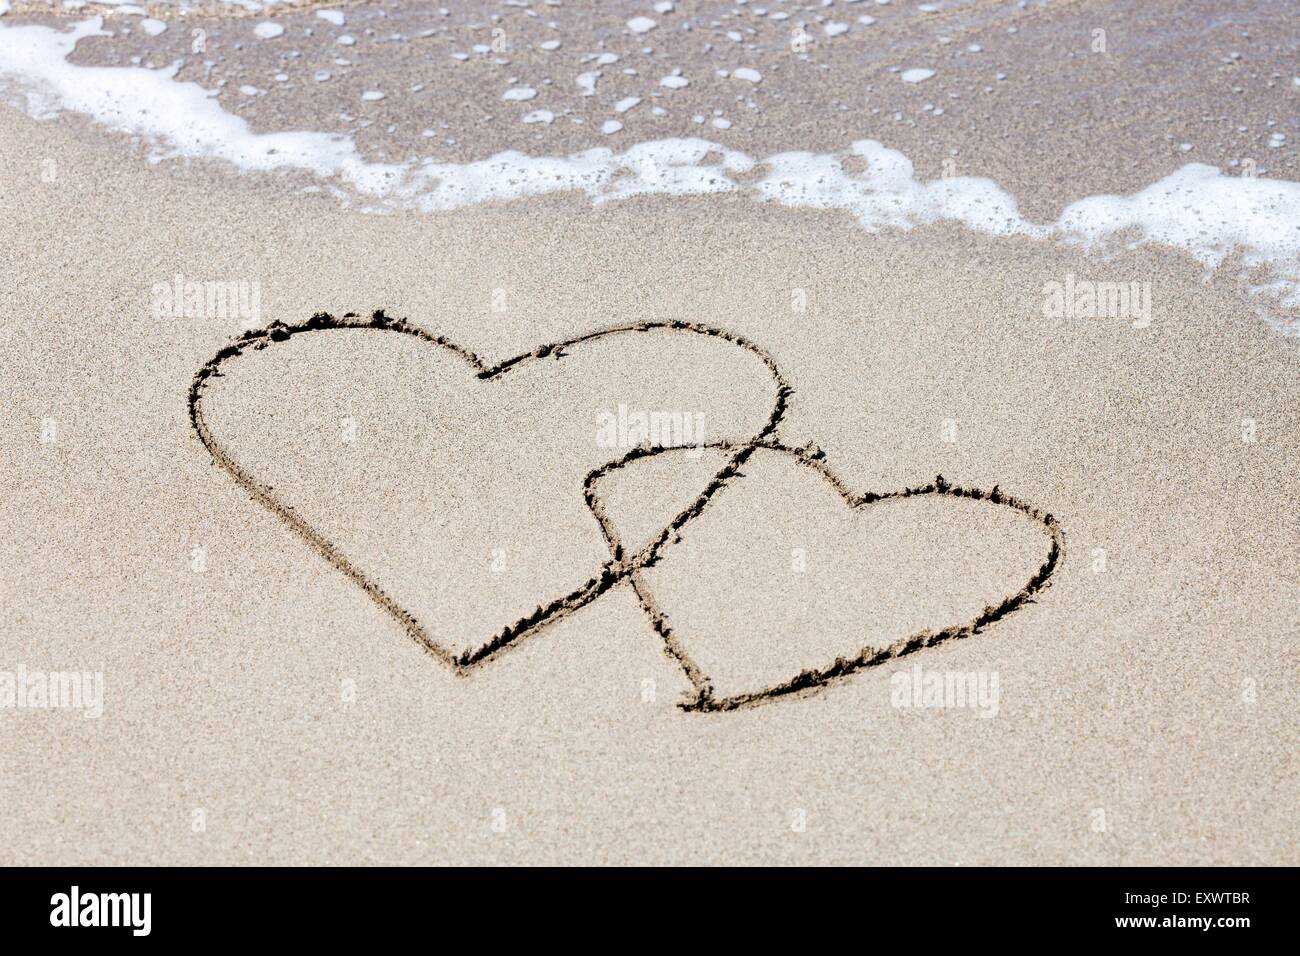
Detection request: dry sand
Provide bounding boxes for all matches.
[1,3,1298,865]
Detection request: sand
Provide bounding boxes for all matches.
[1,2,1297,865]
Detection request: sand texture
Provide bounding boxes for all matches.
[0,2,1297,864]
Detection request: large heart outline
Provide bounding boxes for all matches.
[188,310,790,671]
[586,439,1065,711]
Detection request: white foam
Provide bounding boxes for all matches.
[1,17,1298,328]
[755,140,1041,238]
[1056,165,1300,310]
[0,17,404,195]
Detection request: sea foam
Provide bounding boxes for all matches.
[1,16,1298,329]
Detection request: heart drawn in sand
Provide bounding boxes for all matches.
[589,441,1063,711]
[189,311,788,669]
[191,311,1063,711]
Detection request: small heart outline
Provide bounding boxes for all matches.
[586,440,1065,711]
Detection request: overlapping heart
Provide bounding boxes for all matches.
[589,441,1063,711]
[190,311,1062,710]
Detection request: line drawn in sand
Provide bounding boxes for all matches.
[589,441,1063,712]
[189,310,1063,711]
